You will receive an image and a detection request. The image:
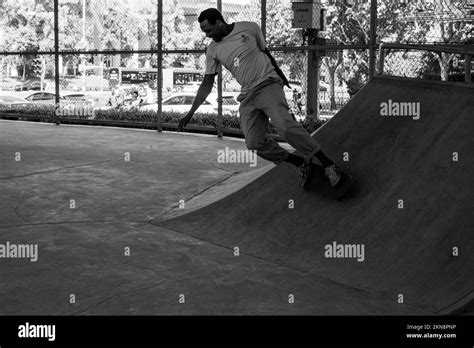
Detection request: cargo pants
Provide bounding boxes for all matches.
[238,78,321,164]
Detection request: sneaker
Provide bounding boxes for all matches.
[297,157,314,188]
[325,164,341,187]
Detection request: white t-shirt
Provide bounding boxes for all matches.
[204,21,279,97]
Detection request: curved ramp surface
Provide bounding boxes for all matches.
[154,76,474,314]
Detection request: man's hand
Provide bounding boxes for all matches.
[177,74,216,132]
[178,113,193,132]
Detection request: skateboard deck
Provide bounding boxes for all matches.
[303,163,354,200]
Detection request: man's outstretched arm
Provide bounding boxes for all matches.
[178,73,216,132]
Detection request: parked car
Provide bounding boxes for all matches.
[0,95,32,108]
[62,94,92,105]
[25,92,92,106]
[141,93,239,115]
[14,80,46,91]
[25,92,58,104]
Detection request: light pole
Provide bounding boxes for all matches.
[82,0,86,92]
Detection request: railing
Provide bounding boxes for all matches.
[275,43,473,85]
[378,43,473,83]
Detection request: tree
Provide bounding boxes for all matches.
[227,0,307,84]
[428,6,472,80]
[0,0,54,79]
[161,0,201,69]
[392,0,473,81]
[323,1,372,94]
[322,49,343,110]
[324,0,473,86]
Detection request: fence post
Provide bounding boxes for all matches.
[217,0,223,138]
[369,0,377,79]
[157,0,163,132]
[465,53,472,83]
[378,43,385,75]
[306,31,322,121]
[54,0,60,125]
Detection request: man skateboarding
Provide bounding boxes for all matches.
[178,8,342,189]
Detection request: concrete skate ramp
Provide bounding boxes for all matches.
[154,76,474,314]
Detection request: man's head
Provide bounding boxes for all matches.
[198,8,228,42]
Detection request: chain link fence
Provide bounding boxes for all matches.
[376,0,473,81]
[1,0,472,136]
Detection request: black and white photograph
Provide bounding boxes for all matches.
[0,0,473,345]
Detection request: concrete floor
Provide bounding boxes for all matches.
[0,120,431,315]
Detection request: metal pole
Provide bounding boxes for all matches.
[261,0,267,40]
[378,43,385,75]
[369,0,377,79]
[41,57,45,92]
[217,0,223,138]
[82,0,86,92]
[315,54,321,121]
[100,54,103,91]
[306,30,320,121]
[157,0,163,132]
[465,54,472,83]
[0,56,3,84]
[54,0,60,125]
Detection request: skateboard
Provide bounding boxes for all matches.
[303,163,354,200]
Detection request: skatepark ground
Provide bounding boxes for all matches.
[0,76,472,315]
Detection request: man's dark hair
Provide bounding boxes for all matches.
[198,8,225,25]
